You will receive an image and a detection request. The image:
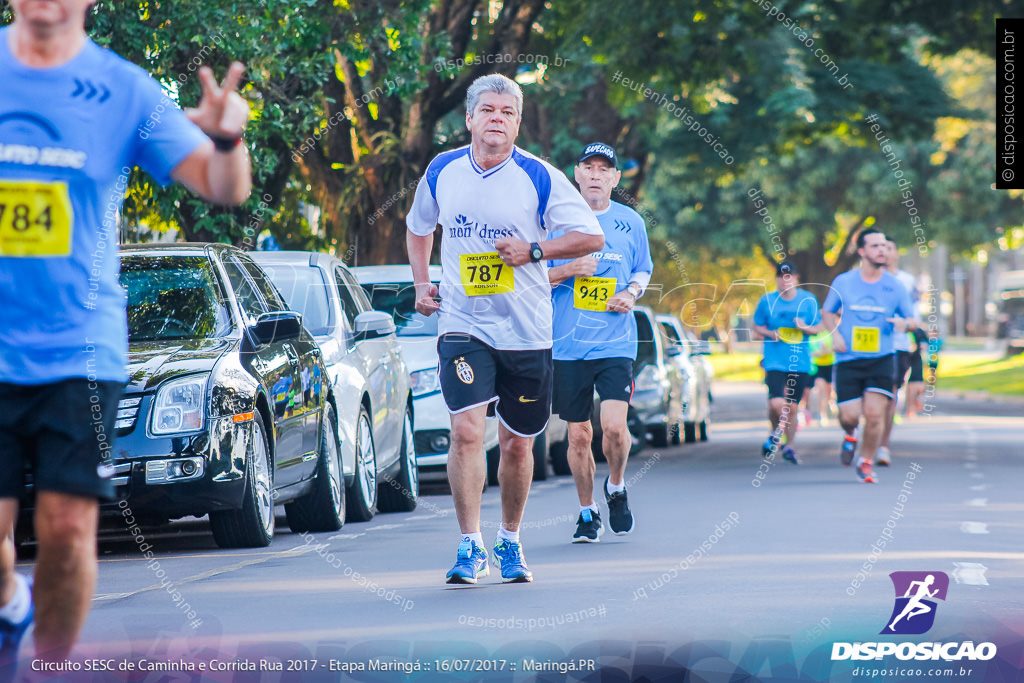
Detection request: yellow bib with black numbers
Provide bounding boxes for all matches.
[573,276,616,311]
[852,326,880,353]
[777,327,803,344]
[0,180,74,257]
[459,252,514,296]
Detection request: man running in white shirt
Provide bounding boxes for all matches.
[406,74,604,583]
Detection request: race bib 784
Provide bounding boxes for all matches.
[0,180,74,257]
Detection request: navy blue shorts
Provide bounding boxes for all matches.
[553,357,634,423]
[437,334,552,437]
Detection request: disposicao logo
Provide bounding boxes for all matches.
[831,570,997,663]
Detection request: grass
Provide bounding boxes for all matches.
[934,351,1024,397]
[708,350,1024,396]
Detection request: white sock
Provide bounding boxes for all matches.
[0,574,31,624]
[496,526,519,544]
[606,479,626,495]
[462,532,484,547]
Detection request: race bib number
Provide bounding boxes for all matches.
[852,326,880,353]
[0,180,74,257]
[459,252,513,296]
[777,327,803,344]
[574,276,616,311]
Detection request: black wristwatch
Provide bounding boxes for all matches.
[529,242,544,263]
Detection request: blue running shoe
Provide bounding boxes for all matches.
[445,539,488,584]
[761,434,779,458]
[840,435,857,466]
[782,446,799,465]
[492,539,533,583]
[0,576,33,671]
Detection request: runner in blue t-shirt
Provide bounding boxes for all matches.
[822,228,915,483]
[0,3,251,666]
[752,261,822,465]
[547,142,653,542]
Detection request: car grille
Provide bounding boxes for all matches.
[115,396,142,434]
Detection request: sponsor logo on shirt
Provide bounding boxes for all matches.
[593,251,624,263]
[446,214,515,243]
[0,143,87,169]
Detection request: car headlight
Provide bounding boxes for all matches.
[634,365,663,392]
[410,367,440,397]
[151,374,208,435]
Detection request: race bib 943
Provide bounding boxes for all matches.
[459,252,514,296]
[0,180,74,257]
[573,276,616,311]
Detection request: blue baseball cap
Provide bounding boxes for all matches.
[578,142,617,168]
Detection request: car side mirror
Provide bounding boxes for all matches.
[667,344,683,357]
[252,310,303,345]
[354,310,396,341]
[692,341,712,356]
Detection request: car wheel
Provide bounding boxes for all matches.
[684,421,698,443]
[286,403,346,533]
[699,420,709,442]
[211,410,275,548]
[486,445,500,487]
[549,437,570,476]
[378,406,418,512]
[532,432,549,481]
[650,423,670,448]
[346,405,378,522]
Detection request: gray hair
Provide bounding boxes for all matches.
[465,73,523,119]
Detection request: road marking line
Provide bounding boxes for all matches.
[968,484,989,491]
[964,462,978,469]
[965,498,988,507]
[952,562,989,586]
[960,522,989,534]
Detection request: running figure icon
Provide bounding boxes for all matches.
[888,574,939,631]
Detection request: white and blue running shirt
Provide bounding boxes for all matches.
[407,145,603,350]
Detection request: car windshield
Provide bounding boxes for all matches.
[258,263,332,336]
[121,255,232,341]
[635,312,658,367]
[361,281,438,337]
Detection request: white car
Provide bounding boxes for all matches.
[353,265,567,483]
[656,313,713,442]
[252,252,417,522]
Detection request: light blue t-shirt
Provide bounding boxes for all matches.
[753,289,821,373]
[549,201,654,361]
[0,29,207,384]
[823,270,915,363]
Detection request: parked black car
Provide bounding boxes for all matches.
[19,244,345,549]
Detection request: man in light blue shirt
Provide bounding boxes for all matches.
[823,229,915,483]
[548,142,653,542]
[752,261,822,464]
[0,0,251,665]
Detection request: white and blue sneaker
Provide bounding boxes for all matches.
[492,539,533,583]
[0,576,33,674]
[445,539,489,584]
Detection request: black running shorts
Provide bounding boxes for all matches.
[908,352,924,383]
[552,357,634,423]
[764,370,810,403]
[0,379,124,500]
[834,355,896,404]
[437,333,553,437]
[894,350,912,388]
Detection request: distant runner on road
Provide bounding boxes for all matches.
[752,261,822,465]
[822,229,915,483]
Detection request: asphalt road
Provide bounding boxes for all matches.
[12,382,1024,682]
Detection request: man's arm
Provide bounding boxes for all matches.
[496,230,604,267]
[548,256,597,286]
[171,64,252,205]
[822,311,847,353]
[407,230,440,316]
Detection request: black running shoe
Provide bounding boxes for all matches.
[571,508,604,543]
[604,476,634,534]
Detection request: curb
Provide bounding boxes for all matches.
[934,389,1024,405]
